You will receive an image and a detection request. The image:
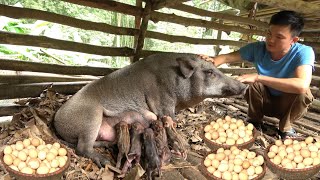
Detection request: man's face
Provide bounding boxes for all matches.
[265,25,298,54]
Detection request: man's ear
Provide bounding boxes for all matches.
[176,57,197,79]
[292,36,299,44]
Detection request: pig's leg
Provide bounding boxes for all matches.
[93,141,115,148]
[75,108,110,168]
[77,134,110,168]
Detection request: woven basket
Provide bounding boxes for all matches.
[199,150,266,180]
[202,123,258,151]
[264,139,320,180]
[0,139,71,180]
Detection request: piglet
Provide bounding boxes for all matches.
[121,122,144,174]
[143,128,161,180]
[151,120,171,165]
[162,116,188,159]
[115,121,130,169]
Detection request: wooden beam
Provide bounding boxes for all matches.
[0,59,117,76]
[0,31,135,57]
[0,5,248,49]
[60,0,142,17]
[0,104,27,116]
[0,5,138,36]
[145,31,248,46]
[60,0,266,36]
[152,0,189,10]
[249,0,320,15]
[0,82,89,100]
[150,11,266,36]
[172,4,269,29]
[133,1,152,62]
[0,74,98,84]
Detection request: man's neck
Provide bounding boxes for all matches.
[270,46,291,61]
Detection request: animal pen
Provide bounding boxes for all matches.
[0,0,320,179]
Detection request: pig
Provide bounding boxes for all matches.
[143,128,161,180]
[150,120,171,165]
[115,121,130,169]
[53,53,247,167]
[121,122,144,174]
[162,116,188,159]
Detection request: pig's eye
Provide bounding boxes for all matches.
[205,70,215,77]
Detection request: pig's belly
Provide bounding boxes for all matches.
[97,110,157,142]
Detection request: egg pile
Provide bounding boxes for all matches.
[267,137,320,169]
[203,146,264,180]
[204,116,254,145]
[2,137,68,175]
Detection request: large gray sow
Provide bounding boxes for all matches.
[53,53,247,167]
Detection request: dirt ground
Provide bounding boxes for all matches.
[0,87,320,180]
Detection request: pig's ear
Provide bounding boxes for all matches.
[176,57,196,79]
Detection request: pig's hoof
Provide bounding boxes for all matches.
[87,152,111,168]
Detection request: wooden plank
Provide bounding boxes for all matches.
[0,4,249,47]
[313,64,320,76]
[0,74,98,84]
[0,81,89,100]
[61,0,142,17]
[150,11,266,36]
[60,0,266,36]
[0,31,134,57]
[0,59,117,76]
[172,4,269,28]
[0,104,27,116]
[0,5,138,36]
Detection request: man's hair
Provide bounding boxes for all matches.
[269,10,304,37]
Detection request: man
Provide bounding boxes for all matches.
[212,10,314,139]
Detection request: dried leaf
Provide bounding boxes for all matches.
[101,166,114,180]
[123,164,145,180]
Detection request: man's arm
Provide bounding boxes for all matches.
[212,51,244,66]
[237,65,313,94]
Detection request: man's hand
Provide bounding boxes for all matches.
[236,73,259,84]
[197,54,215,64]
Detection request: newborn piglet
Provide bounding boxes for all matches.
[143,128,161,180]
[115,121,130,169]
[151,120,171,165]
[162,116,188,160]
[121,122,144,174]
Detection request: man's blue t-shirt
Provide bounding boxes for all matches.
[239,41,315,96]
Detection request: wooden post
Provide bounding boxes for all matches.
[130,0,143,63]
[133,0,152,63]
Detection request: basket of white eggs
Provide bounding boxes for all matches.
[265,137,320,180]
[1,137,70,180]
[202,115,257,151]
[199,146,266,180]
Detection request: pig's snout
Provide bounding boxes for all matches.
[222,81,248,97]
